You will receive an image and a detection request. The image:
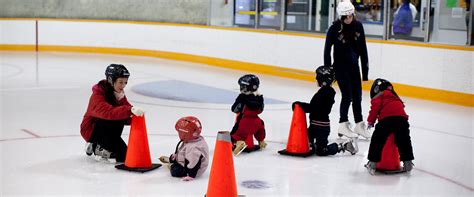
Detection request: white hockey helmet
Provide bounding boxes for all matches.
[337,0,355,17]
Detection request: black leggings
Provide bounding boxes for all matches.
[308,125,339,156]
[89,119,128,162]
[335,70,363,123]
[368,116,414,162]
[170,156,203,178]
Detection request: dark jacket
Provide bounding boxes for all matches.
[367,90,409,125]
[80,80,132,141]
[231,93,264,115]
[231,93,265,142]
[324,20,369,80]
[298,86,336,123]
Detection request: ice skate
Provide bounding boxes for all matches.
[159,156,170,164]
[233,140,247,156]
[337,122,358,138]
[365,161,377,175]
[341,138,358,155]
[84,142,94,156]
[354,121,371,139]
[402,160,414,172]
[94,144,113,160]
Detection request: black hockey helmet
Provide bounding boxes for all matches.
[238,74,260,93]
[105,64,130,84]
[370,78,393,99]
[315,65,335,87]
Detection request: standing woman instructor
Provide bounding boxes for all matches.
[324,0,371,139]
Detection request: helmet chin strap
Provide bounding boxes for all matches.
[107,76,114,85]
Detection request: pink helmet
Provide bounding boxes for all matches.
[175,116,202,142]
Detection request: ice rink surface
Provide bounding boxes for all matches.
[1,51,473,196]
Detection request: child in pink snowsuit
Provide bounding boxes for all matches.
[159,116,209,181]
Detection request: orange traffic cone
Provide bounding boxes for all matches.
[206,131,239,197]
[278,104,313,157]
[376,133,401,171]
[115,115,161,172]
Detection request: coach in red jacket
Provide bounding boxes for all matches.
[80,64,144,162]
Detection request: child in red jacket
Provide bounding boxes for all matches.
[80,64,144,162]
[292,65,358,156]
[365,78,414,174]
[231,74,266,156]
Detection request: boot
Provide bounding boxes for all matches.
[85,142,94,156]
[402,160,414,172]
[94,144,113,159]
[365,161,377,175]
[341,138,358,155]
[338,122,358,138]
[233,141,247,156]
[159,156,170,163]
[354,121,371,139]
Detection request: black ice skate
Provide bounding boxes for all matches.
[365,161,377,175]
[340,139,358,155]
[402,160,414,172]
[84,142,95,156]
[94,144,113,160]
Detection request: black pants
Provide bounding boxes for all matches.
[335,70,363,123]
[89,119,128,162]
[170,156,203,178]
[368,116,414,162]
[308,125,339,156]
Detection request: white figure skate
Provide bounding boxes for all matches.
[354,121,371,139]
[338,122,358,138]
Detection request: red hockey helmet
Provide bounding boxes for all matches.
[175,116,202,142]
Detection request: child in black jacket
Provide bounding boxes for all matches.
[292,65,358,156]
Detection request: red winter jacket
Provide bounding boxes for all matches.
[367,90,409,125]
[231,106,266,149]
[80,80,133,141]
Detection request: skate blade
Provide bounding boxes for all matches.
[378,169,408,174]
[358,136,371,141]
[92,155,116,164]
[338,133,359,139]
[233,144,247,156]
[364,164,376,175]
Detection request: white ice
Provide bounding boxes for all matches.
[1,52,472,196]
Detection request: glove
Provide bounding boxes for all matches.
[181,176,194,181]
[291,101,301,111]
[258,140,267,149]
[169,153,176,163]
[131,106,145,117]
[159,156,170,163]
